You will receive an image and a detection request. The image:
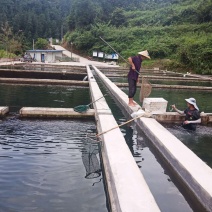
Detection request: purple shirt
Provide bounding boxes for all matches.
[127,55,142,80]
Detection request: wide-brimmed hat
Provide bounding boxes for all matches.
[138,50,151,59]
[185,98,199,110]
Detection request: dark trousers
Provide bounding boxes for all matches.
[128,78,137,98]
[182,123,196,131]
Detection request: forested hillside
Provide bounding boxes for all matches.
[0,0,71,40]
[0,0,211,73]
[65,0,212,74]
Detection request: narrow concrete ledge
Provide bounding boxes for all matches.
[105,74,212,82]
[0,68,87,74]
[145,75,212,81]
[92,65,212,211]
[115,82,212,90]
[86,66,160,212]
[19,107,95,118]
[0,78,89,86]
[154,112,212,125]
[0,106,9,117]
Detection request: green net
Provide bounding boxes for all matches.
[74,105,90,113]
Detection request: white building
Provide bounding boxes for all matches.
[26,50,63,63]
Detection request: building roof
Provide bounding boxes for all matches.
[26,50,63,53]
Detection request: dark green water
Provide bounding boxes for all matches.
[0,85,107,212]
[118,85,212,113]
[0,84,90,111]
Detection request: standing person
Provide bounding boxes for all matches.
[171,97,201,131]
[128,50,151,106]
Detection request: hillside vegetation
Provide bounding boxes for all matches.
[0,0,211,74]
[65,0,212,74]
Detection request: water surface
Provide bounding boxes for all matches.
[0,84,107,212]
[0,84,90,111]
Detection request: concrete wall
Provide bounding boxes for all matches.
[92,65,212,211]
[86,66,160,212]
[28,52,62,63]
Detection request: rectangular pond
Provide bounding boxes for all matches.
[0,84,108,212]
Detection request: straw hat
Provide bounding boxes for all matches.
[138,50,151,59]
[185,98,199,110]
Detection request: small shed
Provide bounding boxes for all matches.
[26,50,63,63]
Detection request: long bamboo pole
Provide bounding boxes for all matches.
[96,113,145,137]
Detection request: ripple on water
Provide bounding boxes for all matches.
[0,118,106,212]
[164,124,212,168]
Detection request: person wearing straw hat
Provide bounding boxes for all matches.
[127,50,151,106]
[171,97,201,131]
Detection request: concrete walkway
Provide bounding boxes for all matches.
[52,45,120,67]
[86,65,160,212]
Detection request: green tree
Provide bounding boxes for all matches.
[68,0,101,30]
[35,38,49,49]
[110,8,127,27]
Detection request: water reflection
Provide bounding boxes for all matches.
[122,123,193,212]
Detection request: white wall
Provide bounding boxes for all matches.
[28,52,62,63]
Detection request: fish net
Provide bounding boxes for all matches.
[140,77,152,102]
[82,135,101,179]
[74,105,89,113]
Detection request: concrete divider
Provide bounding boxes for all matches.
[92,65,212,211]
[106,74,212,82]
[115,82,212,91]
[0,78,89,86]
[19,107,95,118]
[154,112,212,125]
[86,66,160,211]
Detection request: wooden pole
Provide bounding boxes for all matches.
[96,113,146,137]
